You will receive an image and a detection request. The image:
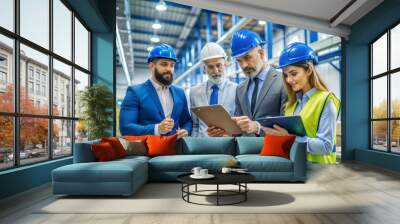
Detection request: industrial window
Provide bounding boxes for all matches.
[370,22,400,154]
[0,0,91,171]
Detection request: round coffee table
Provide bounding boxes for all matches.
[177,172,255,206]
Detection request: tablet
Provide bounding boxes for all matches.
[256,115,307,136]
[190,105,242,135]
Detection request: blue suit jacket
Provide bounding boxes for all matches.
[119,79,192,136]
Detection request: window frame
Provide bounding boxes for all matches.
[370,19,400,154]
[0,0,92,171]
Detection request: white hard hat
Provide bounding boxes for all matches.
[200,42,227,62]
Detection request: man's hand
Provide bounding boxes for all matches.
[158,117,174,134]
[207,126,226,137]
[262,124,290,136]
[176,128,189,139]
[232,116,258,134]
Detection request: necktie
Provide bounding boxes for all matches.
[209,85,219,105]
[250,77,259,114]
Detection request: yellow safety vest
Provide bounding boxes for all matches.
[285,90,340,164]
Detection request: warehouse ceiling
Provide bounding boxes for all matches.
[116,0,267,85]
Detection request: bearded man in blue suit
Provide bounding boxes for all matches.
[119,44,192,138]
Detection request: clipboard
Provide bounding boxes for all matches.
[256,115,307,136]
[190,105,242,135]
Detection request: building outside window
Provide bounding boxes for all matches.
[0,0,90,170]
[370,23,400,154]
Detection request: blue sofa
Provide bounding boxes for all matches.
[52,137,306,196]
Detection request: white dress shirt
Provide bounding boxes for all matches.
[150,78,174,135]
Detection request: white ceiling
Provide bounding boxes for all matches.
[169,0,384,38]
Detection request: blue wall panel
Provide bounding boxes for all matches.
[0,158,72,199]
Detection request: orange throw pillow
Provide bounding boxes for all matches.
[260,135,296,159]
[101,137,126,158]
[146,134,178,157]
[91,142,117,162]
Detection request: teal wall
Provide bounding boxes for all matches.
[0,0,115,200]
[92,32,116,135]
[0,158,72,199]
[343,0,400,171]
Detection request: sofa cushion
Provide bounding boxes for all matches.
[260,135,296,159]
[178,137,235,155]
[236,137,264,155]
[74,140,100,163]
[91,142,118,161]
[147,134,178,157]
[236,155,293,172]
[119,138,147,156]
[101,137,127,158]
[148,154,235,172]
[52,158,147,183]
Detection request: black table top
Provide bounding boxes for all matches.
[177,172,255,185]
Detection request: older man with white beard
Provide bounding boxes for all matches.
[189,42,237,137]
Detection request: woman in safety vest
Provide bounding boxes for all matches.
[262,42,340,164]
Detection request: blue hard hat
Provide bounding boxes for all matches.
[147,43,177,63]
[278,42,318,68]
[231,29,265,58]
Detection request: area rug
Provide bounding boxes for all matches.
[37,183,362,214]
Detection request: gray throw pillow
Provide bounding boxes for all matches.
[119,138,147,156]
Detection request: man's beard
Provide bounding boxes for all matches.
[243,56,263,78]
[154,67,173,86]
[207,71,225,85]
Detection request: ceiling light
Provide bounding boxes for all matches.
[147,46,154,52]
[155,1,167,11]
[187,62,193,67]
[150,37,160,43]
[152,22,162,30]
[258,20,266,25]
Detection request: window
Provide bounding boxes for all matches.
[74,69,89,118]
[53,59,72,117]
[74,17,89,70]
[0,35,13,113]
[28,81,34,94]
[42,85,46,97]
[0,55,7,67]
[0,116,13,170]
[35,70,41,81]
[28,67,34,80]
[53,119,72,158]
[53,0,72,60]
[0,0,14,32]
[36,83,40,95]
[370,22,400,154]
[0,1,91,170]
[0,71,6,85]
[20,0,49,49]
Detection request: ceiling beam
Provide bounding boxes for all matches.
[330,0,368,27]
[131,15,185,26]
[130,29,180,39]
[168,0,351,37]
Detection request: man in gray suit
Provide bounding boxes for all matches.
[229,29,287,136]
[189,42,237,137]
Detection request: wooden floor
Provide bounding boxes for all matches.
[1,161,400,224]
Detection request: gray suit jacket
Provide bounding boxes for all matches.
[235,66,288,135]
[189,80,237,137]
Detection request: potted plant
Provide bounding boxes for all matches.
[79,84,113,140]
